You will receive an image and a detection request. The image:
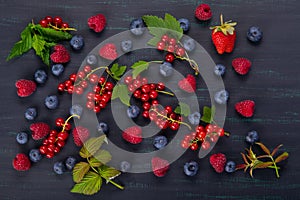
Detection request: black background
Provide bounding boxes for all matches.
[1,0,300,199]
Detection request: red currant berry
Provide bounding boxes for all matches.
[181,140,189,149]
[54,146,60,153]
[141,84,151,93]
[210,135,219,143]
[165,106,172,115]
[161,34,169,43]
[55,118,65,127]
[201,141,211,150]
[105,82,114,91]
[196,125,204,133]
[56,140,65,148]
[133,80,141,88]
[75,86,84,95]
[141,93,150,102]
[94,105,101,113]
[57,83,65,92]
[152,100,159,106]
[184,135,192,142]
[45,152,54,159]
[64,80,73,88]
[190,142,199,151]
[165,53,175,63]
[133,89,142,99]
[50,130,58,137]
[156,82,165,90]
[102,94,111,103]
[77,71,86,79]
[86,101,94,110]
[149,90,158,99]
[93,85,101,93]
[170,122,180,130]
[64,122,72,131]
[98,77,106,85]
[169,38,177,45]
[143,102,151,110]
[99,101,106,109]
[94,93,102,102]
[149,83,156,90]
[43,139,49,146]
[157,41,165,50]
[89,74,99,84]
[47,136,56,144]
[69,73,77,82]
[39,19,48,28]
[61,22,69,29]
[83,65,92,73]
[176,47,185,57]
[39,145,47,154]
[44,16,53,24]
[67,85,74,94]
[47,144,55,152]
[86,92,95,101]
[124,76,133,85]
[205,124,213,133]
[218,128,225,137]
[53,16,63,27]
[149,111,157,121]
[141,77,148,85]
[169,113,177,120]
[128,84,135,93]
[80,80,88,88]
[196,131,206,141]
[167,45,175,53]
[57,131,69,141]
[142,110,149,118]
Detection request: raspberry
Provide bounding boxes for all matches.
[99,43,118,60]
[235,100,255,117]
[88,14,106,33]
[72,126,90,147]
[209,153,227,173]
[30,122,50,140]
[50,44,70,63]
[15,79,36,97]
[178,74,196,93]
[122,126,142,144]
[232,58,252,75]
[195,4,212,21]
[12,153,31,171]
[151,157,170,177]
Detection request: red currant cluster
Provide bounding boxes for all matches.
[181,124,225,151]
[39,16,69,29]
[157,34,186,57]
[39,117,74,159]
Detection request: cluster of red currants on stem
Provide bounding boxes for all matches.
[157,34,186,57]
[39,16,69,29]
[181,124,226,151]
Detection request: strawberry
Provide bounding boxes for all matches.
[50,44,70,63]
[209,153,227,173]
[122,126,142,144]
[178,74,196,93]
[12,153,31,171]
[15,79,36,97]
[30,122,50,140]
[232,57,252,75]
[99,43,118,60]
[151,157,170,177]
[210,15,237,54]
[235,100,255,118]
[72,126,90,147]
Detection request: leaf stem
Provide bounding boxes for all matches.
[105,179,124,190]
[269,155,280,178]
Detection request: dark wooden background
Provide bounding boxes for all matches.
[1,0,300,199]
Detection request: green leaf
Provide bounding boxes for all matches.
[255,142,271,155]
[147,37,161,47]
[88,157,102,168]
[34,24,72,42]
[110,63,127,80]
[71,171,102,195]
[275,152,289,163]
[164,13,183,40]
[174,102,191,117]
[72,162,90,183]
[98,165,121,183]
[254,162,274,169]
[131,61,149,78]
[200,106,215,123]
[111,84,130,106]
[79,135,107,158]
[94,150,112,164]
[32,34,46,54]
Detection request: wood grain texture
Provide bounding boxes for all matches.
[1,0,300,199]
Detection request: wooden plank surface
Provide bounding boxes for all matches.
[0,0,300,199]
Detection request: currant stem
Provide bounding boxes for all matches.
[149,60,163,64]
[61,114,80,132]
[74,66,108,87]
[48,23,77,31]
[174,53,199,75]
[156,90,174,96]
[269,155,280,178]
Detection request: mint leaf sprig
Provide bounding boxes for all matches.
[236,143,289,178]
[7,21,75,66]
[71,136,124,195]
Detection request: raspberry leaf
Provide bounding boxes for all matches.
[174,102,191,117]
[34,24,72,42]
[131,61,149,78]
[94,150,112,165]
[79,136,106,158]
[98,165,121,183]
[73,162,90,183]
[109,63,127,81]
[200,106,215,123]
[88,157,102,168]
[71,171,102,195]
[111,84,130,106]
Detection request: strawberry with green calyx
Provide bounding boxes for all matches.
[210,14,237,54]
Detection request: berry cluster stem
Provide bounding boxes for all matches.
[177,43,199,75]
[61,114,80,132]
[156,90,174,96]
[74,66,108,87]
[48,23,77,31]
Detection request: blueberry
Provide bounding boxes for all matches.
[29,149,42,163]
[183,38,196,52]
[245,130,259,144]
[129,18,145,36]
[70,35,84,50]
[51,64,64,76]
[121,40,133,52]
[86,54,98,66]
[127,105,140,118]
[153,135,168,149]
[45,95,59,110]
[214,64,226,76]
[247,26,263,43]
[65,156,77,170]
[70,104,83,117]
[97,122,109,134]
[159,62,173,77]
[24,107,37,121]
[16,132,28,144]
[214,89,229,104]
[53,161,66,175]
[225,161,236,173]
[188,111,201,125]
[34,69,47,84]
[120,161,131,172]
[183,161,199,176]
[178,18,190,32]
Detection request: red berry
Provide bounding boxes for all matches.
[210,153,227,173]
[39,145,47,154]
[67,85,74,94]
[89,74,99,84]
[80,80,88,88]
[57,131,68,141]
[54,146,60,153]
[201,141,210,150]
[181,140,189,149]
[56,140,65,148]
[170,122,179,130]
[149,111,157,121]
[190,142,199,151]
[157,41,165,50]
[196,131,206,140]
[77,71,86,79]
[86,92,95,101]
[133,89,142,99]
[53,16,63,27]
[75,86,84,95]
[128,84,135,93]
[169,113,177,120]
[94,105,101,113]
[210,135,219,143]
[156,82,165,90]
[124,76,132,85]
[98,77,106,85]
[165,53,175,63]
[55,118,65,127]
[143,102,151,110]
[64,122,72,131]
[149,83,156,90]
[141,84,151,93]
[161,34,169,43]
[142,110,149,118]
[83,65,92,73]
[43,139,49,146]
[39,19,48,28]
[61,22,69,29]
[44,16,53,24]
[69,73,77,82]
[50,130,58,137]
[46,152,54,159]
[98,101,106,108]
[141,93,149,102]
[167,45,175,53]
[12,153,31,171]
[105,82,114,91]
[47,144,55,152]
[149,90,158,99]
[122,126,142,144]
[86,101,94,110]
[165,106,172,115]
[195,4,212,21]
[152,100,159,106]
[169,38,177,46]
[57,83,65,92]
[64,80,73,88]
[176,48,185,57]
[47,136,56,144]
